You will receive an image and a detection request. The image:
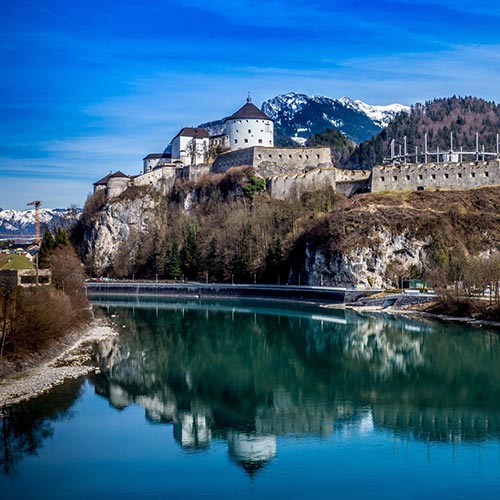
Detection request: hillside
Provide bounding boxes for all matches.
[262,93,408,144]
[80,168,500,292]
[346,96,500,168]
[197,92,409,148]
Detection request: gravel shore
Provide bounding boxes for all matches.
[0,322,118,408]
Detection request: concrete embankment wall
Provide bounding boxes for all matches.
[86,282,378,303]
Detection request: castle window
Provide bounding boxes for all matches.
[289,155,293,159]
[278,154,282,159]
[269,141,272,144]
[305,155,309,159]
[471,172,476,178]
[316,154,320,159]
[258,139,262,144]
[234,139,238,144]
[406,175,410,180]
[244,139,248,143]
[457,173,462,178]
[269,154,272,159]
[431,174,436,179]
[298,155,302,159]
[261,130,263,132]
[393,175,398,181]
[444,173,449,179]
[485,171,489,177]
[248,129,251,133]
[380,176,385,182]
[418,174,423,180]
[236,129,239,133]
[257,154,262,159]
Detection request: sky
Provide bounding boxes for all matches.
[1,0,500,210]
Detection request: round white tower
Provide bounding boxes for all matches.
[225,96,274,151]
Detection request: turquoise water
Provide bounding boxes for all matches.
[2,297,500,499]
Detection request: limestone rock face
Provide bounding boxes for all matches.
[301,230,430,288]
[83,194,159,275]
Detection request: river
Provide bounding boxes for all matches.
[1,296,500,499]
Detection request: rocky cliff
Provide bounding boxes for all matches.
[80,173,500,288]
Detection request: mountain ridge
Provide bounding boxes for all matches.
[198,92,409,146]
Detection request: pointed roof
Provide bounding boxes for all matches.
[174,127,209,139]
[143,153,172,160]
[225,97,273,122]
[93,171,129,186]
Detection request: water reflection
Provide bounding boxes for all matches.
[0,380,84,476]
[90,297,500,474]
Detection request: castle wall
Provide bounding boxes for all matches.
[371,161,500,192]
[212,148,255,173]
[182,164,211,182]
[107,177,131,198]
[212,146,332,177]
[266,168,337,200]
[133,166,181,194]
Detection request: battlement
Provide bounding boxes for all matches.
[371,160,500,192]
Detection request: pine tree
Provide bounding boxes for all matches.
[169,241,182,280]
[54,228,71,248]
[38,230,56,268]
[181,223,200,280]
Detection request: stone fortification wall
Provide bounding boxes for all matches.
[372,161,500,192]
[335,169,372,197]
[133,165,181,195]
[211,148,254,173]
[107,177,131,198]
[211,146,332,177]
[266,168,337,200]
[182,164,211,182]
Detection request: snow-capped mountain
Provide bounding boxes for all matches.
[262,93,410,144]
[0,208,80,241]
[338,97,410,128]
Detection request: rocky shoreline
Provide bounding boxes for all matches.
[0,321,118,408]
[325,295,500,330]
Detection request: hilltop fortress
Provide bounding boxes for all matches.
[94,98,500,200]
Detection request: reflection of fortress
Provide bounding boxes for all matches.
[94,301,500,475]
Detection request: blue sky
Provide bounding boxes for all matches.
[1,0,499,209]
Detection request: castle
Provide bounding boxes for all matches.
[94,98,500,200]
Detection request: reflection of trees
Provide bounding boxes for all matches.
[94,300,500,448]
[0,379,83,476]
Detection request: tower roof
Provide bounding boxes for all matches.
[225,101,273,122]
[174,127,210,139]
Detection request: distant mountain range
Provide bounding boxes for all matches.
[199,92,410,146]
[262,93,409,144]
[0,208,80,241]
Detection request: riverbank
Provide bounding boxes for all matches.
[328,294,500,330]
[0,321,117,408]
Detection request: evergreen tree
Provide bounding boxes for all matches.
[181,223,200,280]
[54,228,71,248]
[169,241,182,280]
[38,230,56,268]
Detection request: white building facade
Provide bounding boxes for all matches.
[171,128,210,166]
[225,98,274,151]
